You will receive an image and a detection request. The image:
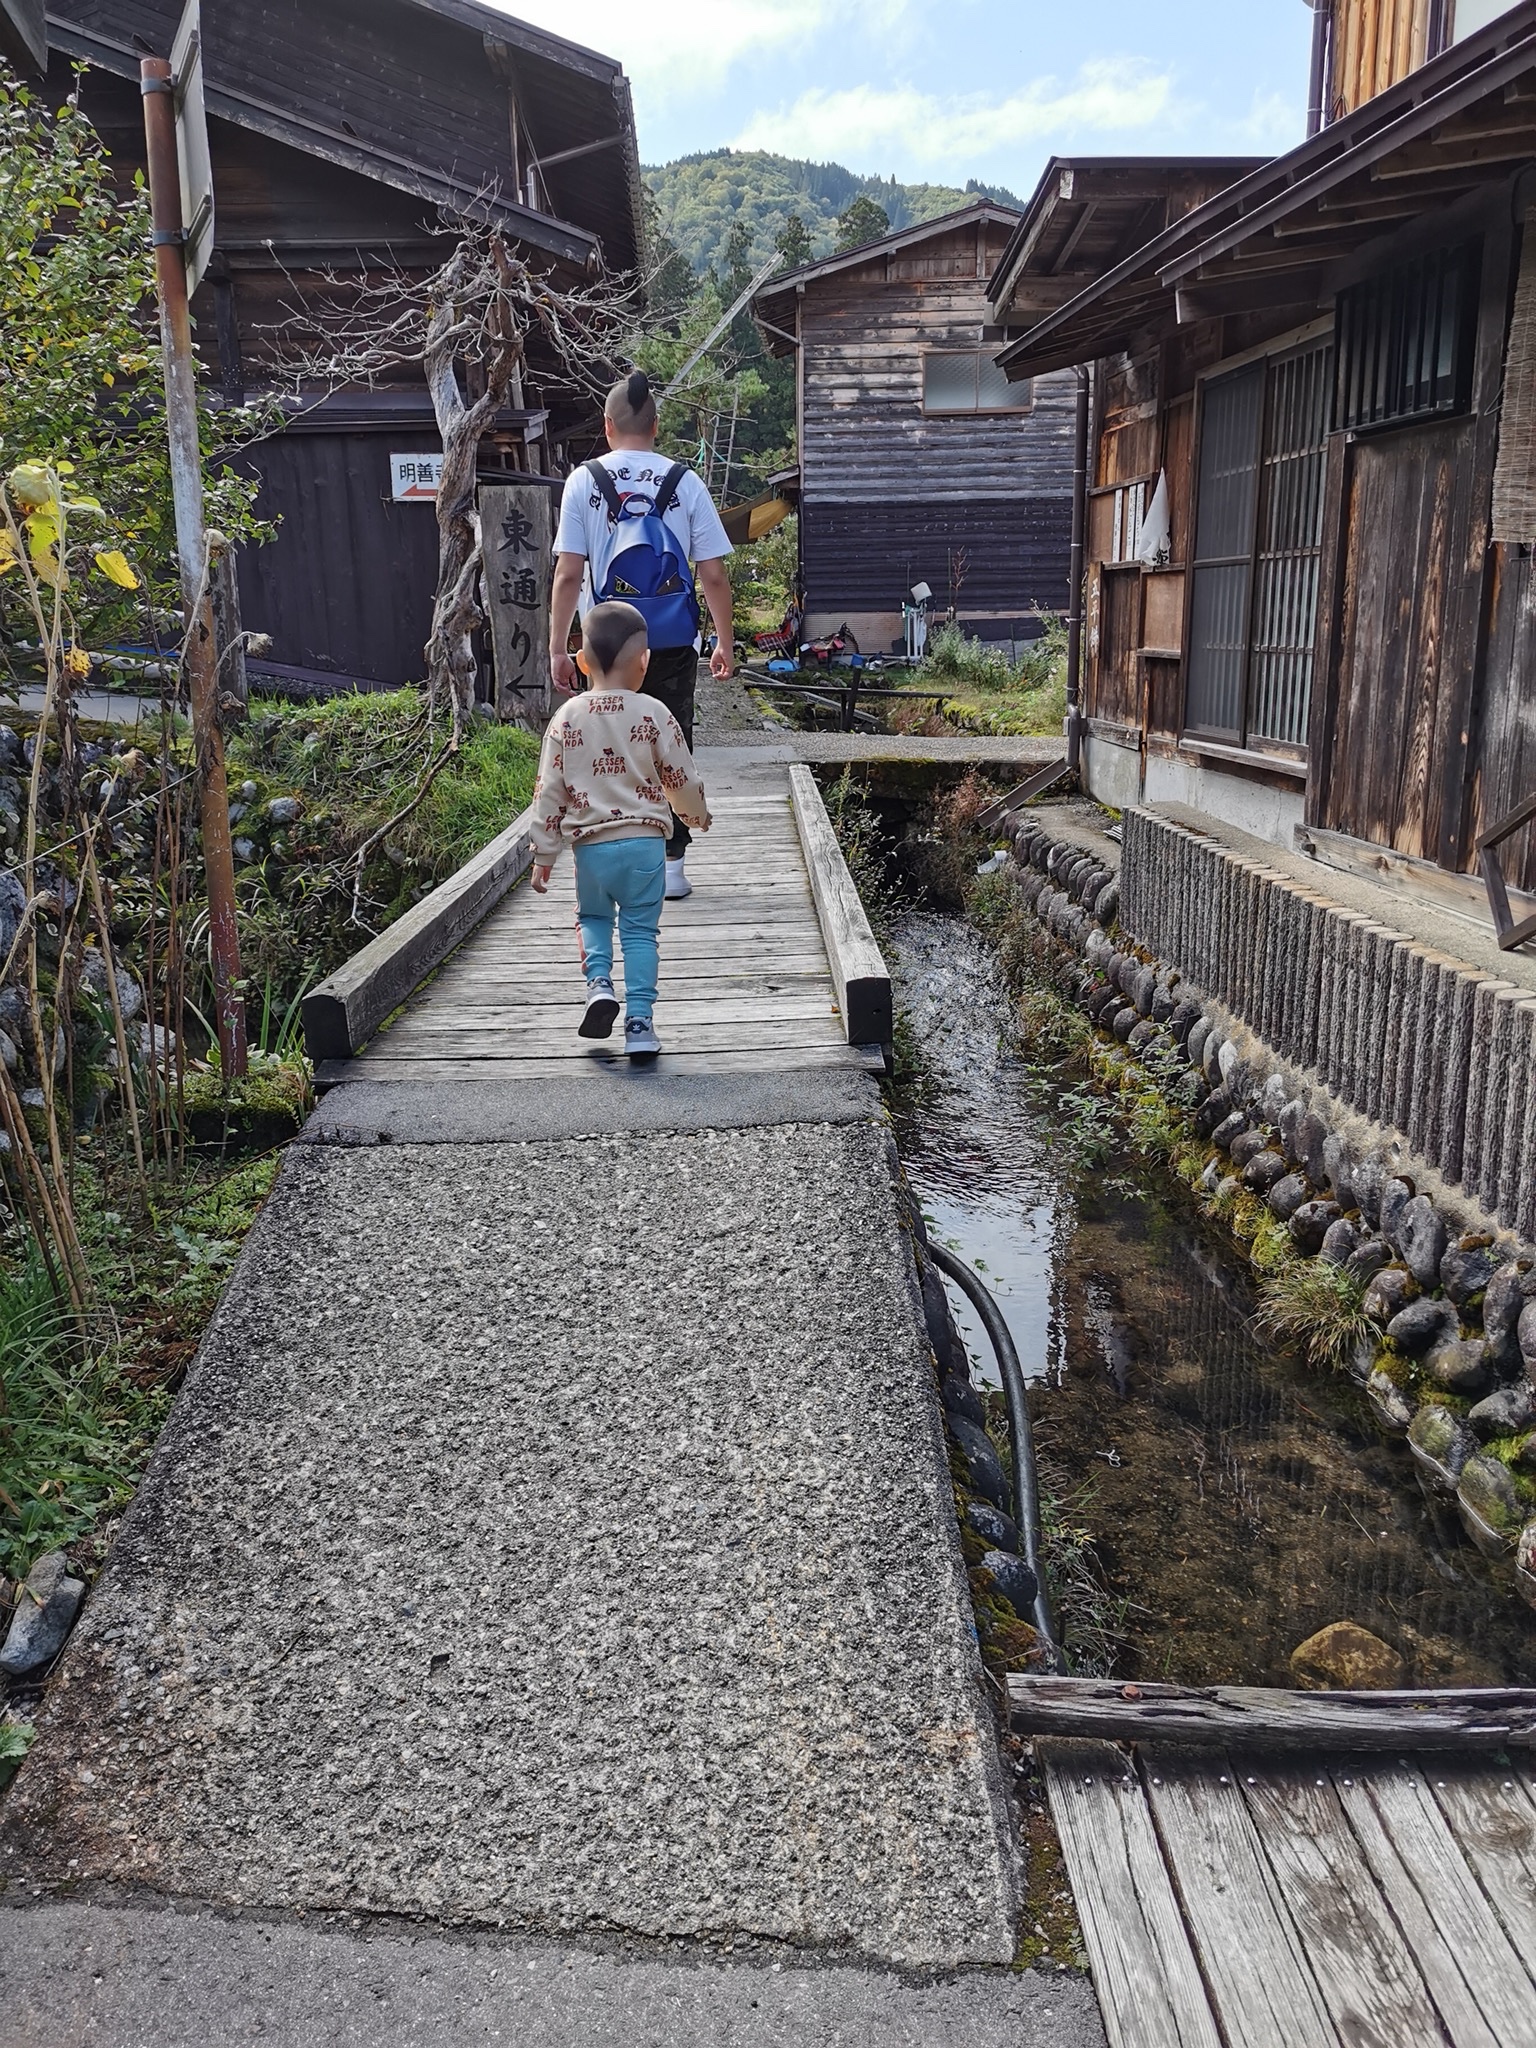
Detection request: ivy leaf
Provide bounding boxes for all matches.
[93,548,138,590]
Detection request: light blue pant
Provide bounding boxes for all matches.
[573,832,666,1020]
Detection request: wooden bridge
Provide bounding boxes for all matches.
[1014,1676,1536,2048]
[303,752,892,1084]
[291,723,1536,2047]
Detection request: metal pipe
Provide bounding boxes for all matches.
[926,1241,1064,1670]
[1064,365,1090,775]
[1307,0,1332,137]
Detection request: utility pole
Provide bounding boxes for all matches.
[140,50,247,1078]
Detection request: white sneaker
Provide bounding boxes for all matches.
[579,977,619,1039]
[664,857,692,900]
[625,1016,662,1057]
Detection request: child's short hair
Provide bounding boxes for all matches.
[582,600,648,676]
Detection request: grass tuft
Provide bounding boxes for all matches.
[1253,1258,1376,1374]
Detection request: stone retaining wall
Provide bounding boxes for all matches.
[995,802,1536,1610]
[1118,808,1536,1242]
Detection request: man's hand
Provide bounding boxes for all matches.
[530,863,553,894]
[550,650,579,695]
[709,641,735,681]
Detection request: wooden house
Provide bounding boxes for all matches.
[993,2,1536,911]
[1313,0,1525,119]
[41,0,642,691]
[751,202,1079,653]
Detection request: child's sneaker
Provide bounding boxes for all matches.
[579,977,620,1039]
[664,857,692,900]
[625,1015,662,1057]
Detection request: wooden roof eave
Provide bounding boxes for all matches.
[1160,34,1536,287]
[46,16,602,272]
[998,5,1536,379]
[750,199,1021,310]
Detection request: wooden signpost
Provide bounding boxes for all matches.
[142,0,246,1077]
[480,482,552,727]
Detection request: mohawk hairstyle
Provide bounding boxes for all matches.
[604,368,658,435]
[582,600,648,677]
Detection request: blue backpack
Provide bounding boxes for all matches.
[584,460,702,651]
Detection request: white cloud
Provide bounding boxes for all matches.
[485,0,896,100]
[729,59,1176,178]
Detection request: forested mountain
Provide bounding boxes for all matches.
[644,150,1022,277]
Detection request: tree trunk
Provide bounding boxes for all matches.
[421,240,526,740]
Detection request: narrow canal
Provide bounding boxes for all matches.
[888,907,1536,1691]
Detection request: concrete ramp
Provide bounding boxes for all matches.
[0,1118,1020,1967]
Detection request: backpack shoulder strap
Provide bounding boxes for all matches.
[652,462,688,523]
[584,459,624,522]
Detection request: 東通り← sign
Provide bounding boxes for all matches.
[390,453,444,501]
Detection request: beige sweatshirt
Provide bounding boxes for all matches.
[529,687,711,864]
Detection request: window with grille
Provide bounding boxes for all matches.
[1184,339,1334,755]
[1334,243,1479,433]
[922,353,1034,414]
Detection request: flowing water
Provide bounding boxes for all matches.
[890,910,1536,1689]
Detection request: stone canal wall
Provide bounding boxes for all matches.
[994,801,1536,1610]
[1118,807,1536,1244]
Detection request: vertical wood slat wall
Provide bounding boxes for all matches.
[1331,0,1436,116]
[1119,806,1536,1241]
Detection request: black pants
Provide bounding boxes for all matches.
[643,646,699,857]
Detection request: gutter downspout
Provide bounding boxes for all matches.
[1065,364,1091,775]
[1307,0,1332,137]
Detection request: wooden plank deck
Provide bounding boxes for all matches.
[355,755,874,1077]
[1041,1738,1536,2048]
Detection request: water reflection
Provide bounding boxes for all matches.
[890,911,1536,1688]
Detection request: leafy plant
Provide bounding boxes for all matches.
[0,1720,35,1790]
[0,64,271,672]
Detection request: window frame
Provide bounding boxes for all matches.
[920,350,1035,418]
[1181,333,1336,765]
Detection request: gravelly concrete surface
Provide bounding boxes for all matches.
[0,1901,1107,2047]
[301,1066,881,1147]
[0,1122,1020,1967]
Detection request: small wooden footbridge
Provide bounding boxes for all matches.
[302,751,891,1083]
[301,736,1536,2048]
[1012,1643,1536,2047]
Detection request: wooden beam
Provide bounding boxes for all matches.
[1176,269,1329,323]
[0,0,45,74]
[1372,130,1536,179]
[302,804,536,1062]
[1008,1675,1536,1750]
[1051,201,1100,275]
[787,765,893,1050]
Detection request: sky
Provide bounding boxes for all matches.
[491,1,1318,187]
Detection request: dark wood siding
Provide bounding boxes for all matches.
[1468,542,1536,890]
[799,227,1078,505]
[800,499,1072,626]
[52,0,639,269]
[235,432,440,684]
[1311,418,1473,861]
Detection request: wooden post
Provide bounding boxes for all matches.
[479,480,553,728]
[141,55,246,1077]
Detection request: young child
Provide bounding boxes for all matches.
[529,600,711,1057]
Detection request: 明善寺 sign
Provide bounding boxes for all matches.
[391,453,445,501]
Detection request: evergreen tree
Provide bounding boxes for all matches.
[833,194,890,254]
[775,212,813,272]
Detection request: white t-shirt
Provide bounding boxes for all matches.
[554,451,732,581]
